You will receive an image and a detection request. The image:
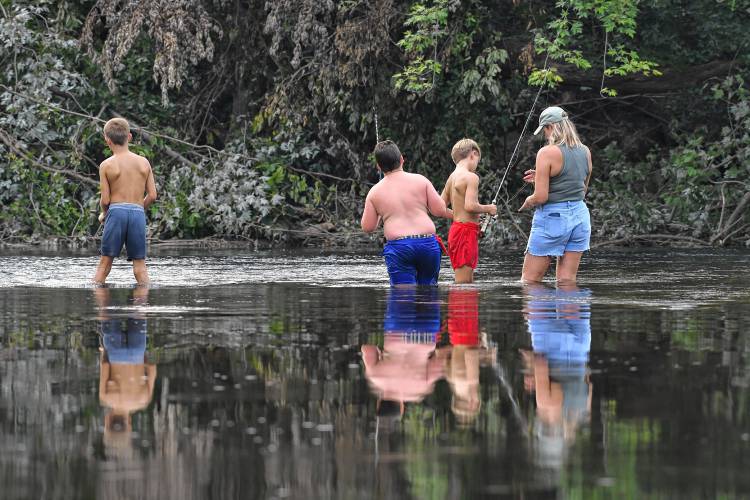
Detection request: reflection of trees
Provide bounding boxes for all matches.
[0,286,748,498]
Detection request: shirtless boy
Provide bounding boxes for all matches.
[92,118,157,285]
[441,139,497,283]
[361,140,452,285]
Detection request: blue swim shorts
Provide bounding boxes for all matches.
[383,287,441,336]
[102,318,147,364]
[382,235,441,286]
[526,200,591,257]
[101,203,147,260]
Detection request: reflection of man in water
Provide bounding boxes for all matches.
[95,287,156,447]
[521,284,592,470]
[361,287,445,419]
[445,288,494,425]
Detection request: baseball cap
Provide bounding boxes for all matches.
[533,106,568,135]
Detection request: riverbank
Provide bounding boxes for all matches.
[0,231,736,256]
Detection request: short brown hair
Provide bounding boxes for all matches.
[451,138,481,164]
[104,118,130,146]
[373,140,402,172]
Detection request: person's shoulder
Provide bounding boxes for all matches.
[131,152,151,166]
[538,144,562,158]
[456,169,479,182]
[404,171,433,186]
[99,156,114,171]
[366,180,383,197]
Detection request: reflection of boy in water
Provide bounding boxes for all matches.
[521,284,592,469]
[95,287,156,445]
[445,288,494,425]
[361,288,445,418]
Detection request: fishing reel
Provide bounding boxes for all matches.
[479,213,495,239]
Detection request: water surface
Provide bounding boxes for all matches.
[0,248,748,499]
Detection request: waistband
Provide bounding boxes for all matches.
[537,200,586,211]
[451,221,480,229]
[109,203,145,211]
[388,233,435,242]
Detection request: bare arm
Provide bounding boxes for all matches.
[146,364,157,401]
[361,191,380,233]
[143,161,157,208]
[426,179,452,219]
[99,354,110,402]
[519,148,552,211]
[440,177,452,207]
[583,146,593,195]
[99,163,111,212]
[463,174,496,215]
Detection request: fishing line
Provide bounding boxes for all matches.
[481,50,550,234]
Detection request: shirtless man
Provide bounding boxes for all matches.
[92,118,157,285]
[441,139,497,283]
[361,140,452,285]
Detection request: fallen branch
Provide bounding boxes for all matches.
[1,85,367,186]
[711,191,750,244]
[0,128,98,187]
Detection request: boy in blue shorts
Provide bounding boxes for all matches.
[361,140,452,285]
[92,118,157,285]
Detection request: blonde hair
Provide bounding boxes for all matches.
[547,118,583,148]
[104,118,130,146]
[451,138,481,164]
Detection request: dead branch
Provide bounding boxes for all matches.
[0,128,98,187]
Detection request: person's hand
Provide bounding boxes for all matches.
[98,212,105,224]
[523,169,536,183]
[487,204,497,216]
[519,196,535,212]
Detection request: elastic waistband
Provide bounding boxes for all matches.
[388,233,435,242]
[451,221,480,229]
[109,203,144,211]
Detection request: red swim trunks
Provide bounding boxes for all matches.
[447,221,480,269]
[447,288,480,346]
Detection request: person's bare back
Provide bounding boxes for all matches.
[363,170,449,240]
[443,168,483,224]
[101,152,153,206]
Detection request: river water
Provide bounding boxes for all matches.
[0,248,748,499]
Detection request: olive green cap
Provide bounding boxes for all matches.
[533,106,568,135]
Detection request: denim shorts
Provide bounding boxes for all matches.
[382,235,441,286]
[101,318,147,364]
[526,200,591,257]
[101,203,147,260]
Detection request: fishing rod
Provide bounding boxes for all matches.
[480,52,550,236]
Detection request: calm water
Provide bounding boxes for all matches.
[0,248,749,499]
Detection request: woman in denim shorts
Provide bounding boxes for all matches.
[519,107,592,283]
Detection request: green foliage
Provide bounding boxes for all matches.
[0,155,96,238]
[393,0,451,95]
[532,0,661,93]
[1,0,748,247]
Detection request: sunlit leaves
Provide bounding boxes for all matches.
[534,0,660,92]
[393,0,450,96]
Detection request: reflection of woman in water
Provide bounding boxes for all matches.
[361,287,445,419]
[521,284,592,470]
[95,287,156,448]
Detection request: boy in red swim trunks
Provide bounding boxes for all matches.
[441,139,497,283]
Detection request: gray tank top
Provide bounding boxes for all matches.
[547,145,589,203]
